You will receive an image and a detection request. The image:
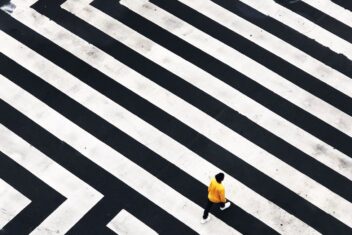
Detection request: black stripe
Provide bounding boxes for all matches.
[0,152,65,235]
[0,48,272,233]
[0,0,9,6]
[0,88,195,235]
[211,0,352,79]
[275,0,352,43]
[4,5,351,233]
[2,9,278,233]
[149,0,352,116]
[327,0,352,12]
[78,0,352,202]
[91,0,352,159]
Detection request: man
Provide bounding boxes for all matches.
[201,173,231,224]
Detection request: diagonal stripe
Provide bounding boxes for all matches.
[0,152,65,234]
[0,96,195,235]
[14,1,352,230]
[210,0,352,81]
[0,23,279,234]
[176,0,352,99]
[329,0,352,12]
[0,30,316,234]
[0,178,31,229]
[107,209,158,235]
[234,0,352,60]
[121,0,352,139]
[59,0,352,184]
[275,0,352,44]
[92,0,352,166]
[0,75,240,234]
[0,123,103,235]
[301,0,352,27]
[8,1,352,229]
[144,0,352,119]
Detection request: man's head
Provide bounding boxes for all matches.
[215,173,225,183]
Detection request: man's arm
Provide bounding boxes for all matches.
[218,187,226,203]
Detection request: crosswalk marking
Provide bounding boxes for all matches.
[0,30,318,234]
[120,0,352,139]
[0,76,240,235]
[0,122,103,235]
[2,0,349,229]
[3,0,352,230]
[236,0,352,60]
[176,0,352,99]
[59,0,352,184]
[300,0,352,29]
[0,0,351,233]
[107,209,158,235]
[15,2,352,230]
[0,178,31,230]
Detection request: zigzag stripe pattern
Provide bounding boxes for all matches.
[0,0,351,234]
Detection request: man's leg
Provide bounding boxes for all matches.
[202,199,213,219]
[220,201,231,210]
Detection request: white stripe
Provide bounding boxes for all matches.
[107,209,158,235]
[178,0,352,98]
[238,0,352,60]
[8,1,352,229]
[61,0,352,183]
[0,30,317,234]
[0,124,103,235]
[0,76,240,235]
[120,0,352,139]
[0,179,31,229]
[302,0,352,28]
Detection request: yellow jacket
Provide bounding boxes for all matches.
[208,178,226,203]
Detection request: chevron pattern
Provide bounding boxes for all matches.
[0,0,351,234]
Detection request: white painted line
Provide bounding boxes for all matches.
[120,0,352,139]
[0,30,317,234]
[302,0,352,28]
[60,0,352,183]
[107,209,158,235]
[0,76,240,235]
[178,0,352,98]
[0,179,31,229]
[237,0,352,60]
[7,1,352,229]
[0,124,103,235]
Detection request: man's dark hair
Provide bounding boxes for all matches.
[215,173,225,183]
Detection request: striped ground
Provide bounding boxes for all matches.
[0,0,351,234]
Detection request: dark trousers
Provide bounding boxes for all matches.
[203,199,225,219]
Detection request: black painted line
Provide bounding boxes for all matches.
[90,0,352,160]
[0,49,270,233]
[275,0,352,43]
[323,0,352,13]
[211,0,352,79]
[97,0,352,198]
[2,16,272,233]
[0,152,65,235]
[151,0,352,116]
[68,196,154,235]
[3,4,351,233]
[92,0,352,202]
[0,92,195,235]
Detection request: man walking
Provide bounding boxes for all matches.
[201,173,231,224]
